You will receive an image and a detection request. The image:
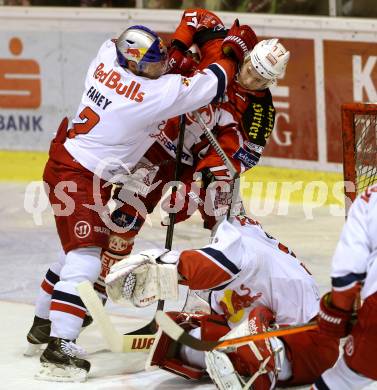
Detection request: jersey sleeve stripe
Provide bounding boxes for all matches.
[331,272,367,289]
[199,247,240,275]
[207,63,227,102]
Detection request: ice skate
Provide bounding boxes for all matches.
[24,316,51,356]
[25,314,92,356]
[36,337,90,382]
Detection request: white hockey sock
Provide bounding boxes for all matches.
[50,247,101,340]
[320,356,374,390]
[35,250,65,319]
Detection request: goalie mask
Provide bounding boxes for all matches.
[115,25,168,79]
[238,39,290,91]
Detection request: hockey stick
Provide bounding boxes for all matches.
[193,111,241,221]
[159,113,186,305]
[77,281,155,353]
[180,112,242,313]
[155,310,318,352]
[124,114,187,336]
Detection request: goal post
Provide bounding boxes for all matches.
[341,102,377,209]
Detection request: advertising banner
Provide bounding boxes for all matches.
[0,8,376,172]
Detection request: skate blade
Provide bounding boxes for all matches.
[24,342,44,357]
[35,363,88,382]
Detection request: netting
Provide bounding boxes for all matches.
[342,103,377,204]
[353,113,377,194]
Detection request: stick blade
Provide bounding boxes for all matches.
[155,310,217,352]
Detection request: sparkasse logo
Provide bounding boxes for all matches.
[0,37,43,132]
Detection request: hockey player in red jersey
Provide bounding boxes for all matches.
[98,9,290,295]
[25,22,255,381]
[312,185,377,389]
[105,215,339,389]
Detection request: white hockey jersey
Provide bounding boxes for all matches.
[179,216,320,328]
[63,39,230,181]
[331,184,377,300]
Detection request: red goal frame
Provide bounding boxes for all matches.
[341,102,377,207]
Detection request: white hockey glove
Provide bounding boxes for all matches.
[105,249,180,307]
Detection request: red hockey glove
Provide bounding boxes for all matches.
[317,292,354,338]
[172,8,225,49]
[222,20,258,63]
[167,46,198,75]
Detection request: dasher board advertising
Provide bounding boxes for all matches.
[0,8,376,171]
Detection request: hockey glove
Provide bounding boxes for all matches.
[172,9,226,49]
[105,249,180,307]
[222,20,258,63]
[317,292,354,338]
[167,45,198,75]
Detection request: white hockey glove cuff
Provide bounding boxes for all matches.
[105,249,180,307]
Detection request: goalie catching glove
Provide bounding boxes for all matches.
[105,249,180,307]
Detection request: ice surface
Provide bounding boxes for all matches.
[1,183,376,389]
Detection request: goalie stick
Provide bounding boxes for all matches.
[155,310,318,352]
[77,281,155,353]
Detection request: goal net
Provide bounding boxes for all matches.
[341,102,377,205]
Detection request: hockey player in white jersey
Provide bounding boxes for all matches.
[105,216,340,388]
[97,9,289,296]
[25,23,257,382]
[312,185,377,390]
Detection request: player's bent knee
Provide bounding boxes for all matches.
[60,247,102,283]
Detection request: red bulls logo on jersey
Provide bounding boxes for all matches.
[219,284,262,323]
[93,63,145,103]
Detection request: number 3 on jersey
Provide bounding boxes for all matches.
[68,106,100,139]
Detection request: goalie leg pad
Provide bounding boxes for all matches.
[215,306,279,390]
[205,350,244,390]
